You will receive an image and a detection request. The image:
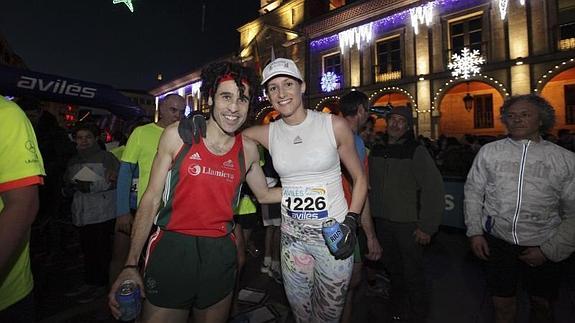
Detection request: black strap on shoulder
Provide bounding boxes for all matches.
[238,135,247,182]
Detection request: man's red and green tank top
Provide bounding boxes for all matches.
[155,135,245,237]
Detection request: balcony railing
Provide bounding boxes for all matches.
[558,22,575,51]
[559,38,575,51]
[373,67,402,83]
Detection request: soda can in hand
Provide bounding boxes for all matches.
[116,280,141,321]
[322,219,343,254]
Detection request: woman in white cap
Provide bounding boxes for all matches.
[244,58,367,323]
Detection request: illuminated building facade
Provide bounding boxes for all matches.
[238,0,347,122]
[151,1,348,123]
[304,0,575,138]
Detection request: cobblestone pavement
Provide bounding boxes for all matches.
[30,221,575,323]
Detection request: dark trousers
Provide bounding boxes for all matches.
[374,218,428,323]
[78,219,115,286]
[0,291,35,323]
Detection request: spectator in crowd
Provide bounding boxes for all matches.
[339,90,382,323]
[259,146,282,283]
[436,136,475,177]
[465,94,575,323]
[34,102,75,260]
[0,96,45,322]
[360,115,377,149]
[109,94,185,283]
[369,106,445,323]
[63,123,119,303]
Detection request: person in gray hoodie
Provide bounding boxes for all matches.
[465,94,575,323]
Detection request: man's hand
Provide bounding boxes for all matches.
[518,247,547,267]
[413,228,431,245]
[365,236,382,261]
[469,235,490,260]
[108,266,144,320]
[178,112,206,145]
[330,212,359,260]
[115,213,133,236]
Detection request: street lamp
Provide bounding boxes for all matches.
[463,82,473,112]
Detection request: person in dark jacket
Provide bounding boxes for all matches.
[369,106,445,323]
[34,102,75,259]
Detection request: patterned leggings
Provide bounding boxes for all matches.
[281,231,353,323]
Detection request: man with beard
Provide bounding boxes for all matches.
[369,106,444,323]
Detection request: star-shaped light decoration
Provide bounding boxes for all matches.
[113,0,134,12]
[448,47,485,79]
[321,72,340,92]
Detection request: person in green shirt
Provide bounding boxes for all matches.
[109,94,185,283]
[0,97,45,322]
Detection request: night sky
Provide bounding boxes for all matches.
[0,0,259,91]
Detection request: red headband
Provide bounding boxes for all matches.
[218,73,248,85]
[209,73,250,97]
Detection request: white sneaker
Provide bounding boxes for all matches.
[261,264,270,274]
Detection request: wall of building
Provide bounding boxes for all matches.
[304,0,575,139]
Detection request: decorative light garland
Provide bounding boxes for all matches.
[533,57,575,92]
[368,86,418,111]
[498,0,508,20]
[320,72,341,92]
[255,105,275,120]
[310,0,481,52]
[498,0,527,20]
[314,96,341,110]
[410,2,434,35]
[448,47,485,79]
[338,23,373,52]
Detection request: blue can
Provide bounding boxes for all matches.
[116,280,141,321]
[322,219,343,254]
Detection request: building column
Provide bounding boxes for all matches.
[415,27,432,137]
[417,80,432,137]
[509,1,531,94]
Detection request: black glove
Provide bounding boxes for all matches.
[332,212,359,260]
[178,112,207,145]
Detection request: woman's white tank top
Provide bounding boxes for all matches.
[269,110,347,237]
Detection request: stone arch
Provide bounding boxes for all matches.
[436,79,507,137]
[368,87,416,110]
[314,95,341,114]
[432,74,510,113]
[539,64,575,133]
[254,101,275,125]
[534,57,575,93]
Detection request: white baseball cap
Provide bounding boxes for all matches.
[261,58,303,85]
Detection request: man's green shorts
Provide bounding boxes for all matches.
[143,230,237,309]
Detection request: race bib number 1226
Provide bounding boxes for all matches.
[282,186,328,220]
